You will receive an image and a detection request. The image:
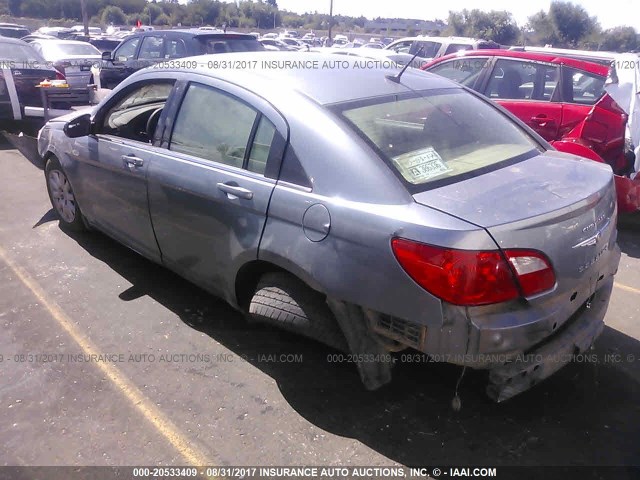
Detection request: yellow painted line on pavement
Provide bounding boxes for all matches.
[615,282,640,295]
[0,244,214,468]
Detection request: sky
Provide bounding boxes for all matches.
[268,0,640,29]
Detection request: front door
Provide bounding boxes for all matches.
[71,80,176,262]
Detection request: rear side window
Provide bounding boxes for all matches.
[486,59,559,101]
[170,83,258,168]
[427,58,490,88]
[338,89,539,188]
[412,41,441,57]
[198,38,264,53]
[565,67,606,105]
[443,44,473,56]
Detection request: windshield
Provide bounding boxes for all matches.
[0,42,45,62]
[41,42,101,58]
[338,89,540,189]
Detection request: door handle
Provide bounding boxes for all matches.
[530,115,556,126]
[122,154,144,167]
[217,182,253,200]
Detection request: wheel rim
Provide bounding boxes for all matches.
[48,169,76,223]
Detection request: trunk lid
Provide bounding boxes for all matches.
[414,151,618,297]
[11,67,58,107]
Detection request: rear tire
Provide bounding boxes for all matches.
[249,272,348,352]
[45,156,86,231]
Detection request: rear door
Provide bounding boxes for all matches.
[482,58,562,141]
[147,80,286,300]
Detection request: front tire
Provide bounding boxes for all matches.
[249,272,348,352]
[45,156,86,231]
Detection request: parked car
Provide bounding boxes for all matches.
[422,49,640,212]
[71,26,103,36]
[0,37,66,129]
[36,27,76,39]
[259,38,298,51]
[29,39,102,90]
[0,23,30,38]
[386,36,500,64]
[39,52,620,402]
[99,29,264,89]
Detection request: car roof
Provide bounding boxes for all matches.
[427,49,609,76]
[151,51,459,105]
[130,29,257,40]
[34,39,96,45]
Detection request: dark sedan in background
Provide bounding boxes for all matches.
[0,37,65,129]
[99,29,264,89]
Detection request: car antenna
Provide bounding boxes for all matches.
[386,46,423,84]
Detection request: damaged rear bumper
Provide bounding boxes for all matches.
[486,276,612,402]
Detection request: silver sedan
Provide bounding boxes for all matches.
[38,52,621,402]
[30,39,101,89]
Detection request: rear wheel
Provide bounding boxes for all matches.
[249,272,348,352]
[45,156,86,231]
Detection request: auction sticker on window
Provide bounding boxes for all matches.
[393,147,451,183]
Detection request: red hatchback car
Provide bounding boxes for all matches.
[423,50,640,212]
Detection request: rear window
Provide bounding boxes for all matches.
[54,43,101,56]
[198,37,264,54]
[0,27,30,38]
[338,89,539,189]
[0,42,44,62]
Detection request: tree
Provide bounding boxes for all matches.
[445,9,519,44]
[8,0,20,15]
[549,1,599,47]
[527,1,599,48]
[101,6,127,25]
[601,26,639,52]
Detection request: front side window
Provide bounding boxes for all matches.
[339,89,539,189]
[428,57,491,88]
[170,83,258,168]
[389,40,413,54]
[99,81,174,142]
[114,37,140,61]
[486,59,559,101]
[138,36,164,60]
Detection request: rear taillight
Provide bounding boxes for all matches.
[391,238,555,306]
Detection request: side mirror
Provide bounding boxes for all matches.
[64,113,92,138]
[101,51,112,61]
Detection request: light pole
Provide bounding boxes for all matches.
[328,0,333,42]
[80,0,89,36]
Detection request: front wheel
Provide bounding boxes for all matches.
[45,156,86,231]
